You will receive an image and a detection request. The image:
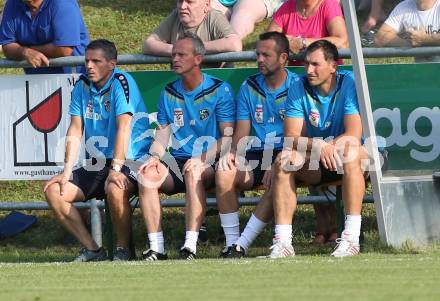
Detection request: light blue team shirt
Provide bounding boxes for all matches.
[69,67,151,160]
[285,70,360,139]
[237,69,299,151]
[157,73,235,159]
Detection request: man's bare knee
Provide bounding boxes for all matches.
[138,166,167,190]
[215,169,237,191]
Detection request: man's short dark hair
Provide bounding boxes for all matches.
[258,31,289,56]
[86,39,118,61]
[305,40,339,62]
[178,32,206,56]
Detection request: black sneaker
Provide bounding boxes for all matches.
[73,247,107,262]
[219,244,246,258]
[113,247,131,261]
[179,246,196,260]
[142,249,168,261]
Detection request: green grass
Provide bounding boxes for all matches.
[1,252,440,301]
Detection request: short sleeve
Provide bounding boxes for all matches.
[236,81,251,121]
[209,10,236,38]
[156,90,169,126]
[152,10,176,42]
[343,76,360,116]
[272,0,292,30]
[216,82,235,122]
[51,1,82,47]
[69,82,83,116]
[285,79,305,119]
[384,2,405,32]
[0,1,17,45]
[323,0,344,25]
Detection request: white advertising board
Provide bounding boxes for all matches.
[0,74,81,180]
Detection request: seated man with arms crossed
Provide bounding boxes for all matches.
[375,0,440,62]
[216,31,299,257]
[44,39,151,262]
[138,33,235,260]
[268,40,367,258]
[142,0,242,67]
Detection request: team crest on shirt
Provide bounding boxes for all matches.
[309,109,320,127]
[279,109,285,121]
[104,100,110,112]
[174,108,184,127]
[199,109,209,121]
[255,104,264,123]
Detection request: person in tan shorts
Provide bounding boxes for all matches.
[211,0,286,39]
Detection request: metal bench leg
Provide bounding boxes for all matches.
[90,199,102,247]
[104,199,114,260]
[335,186,344,237]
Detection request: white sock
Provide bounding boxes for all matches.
[343,215,362,244]
[183,231,199,254]
[235,214,267,250]
[148,232,164,254]
[274,224,292,245]
[219,211,240,247]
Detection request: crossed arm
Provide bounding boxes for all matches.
[283,114,362,171]
[3,42,73,68]
[142,33,242,56]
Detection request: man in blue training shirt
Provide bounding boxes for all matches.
[215,31,299,257]
[268,40,367,258]
[44,39,151,262]
[0,0,89,74]
[137,33,235,261]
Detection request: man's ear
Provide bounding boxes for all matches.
[280,52,289,65]
[195,54,204,66]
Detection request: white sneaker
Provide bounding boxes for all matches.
[331,237,360,258]
[262,239,295,259]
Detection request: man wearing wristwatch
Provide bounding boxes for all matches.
[137,33,235,261]
[43,39,151,262]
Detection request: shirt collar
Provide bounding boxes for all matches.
[89,67,118,95]
[19,0,50,18]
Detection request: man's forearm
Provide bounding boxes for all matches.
[142,37,173,56]
[2,43,28,60]
[204,35,242,53]
[31,43,73,58]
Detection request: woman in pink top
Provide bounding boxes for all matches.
[267,0,348,65]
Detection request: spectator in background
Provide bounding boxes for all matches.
[0,0,89,74]
[267,0,348,65]
[375,0,440,62]
[211,0,287,39]
[142,0,242,67]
